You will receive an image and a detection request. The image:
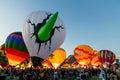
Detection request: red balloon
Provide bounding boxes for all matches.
[98,50,116,64]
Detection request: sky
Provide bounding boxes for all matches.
[0,0,120,58]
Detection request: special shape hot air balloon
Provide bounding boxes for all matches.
[0,44,8,67]
[46,48,66,69]
[22,11,66,67]
[74,45,94,66]
[98,50,116,65]
[5,32,30,66]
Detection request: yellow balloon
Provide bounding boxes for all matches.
[47,48,66,69]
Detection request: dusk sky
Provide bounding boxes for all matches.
[0,0,120,58]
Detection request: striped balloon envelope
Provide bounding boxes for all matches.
[91,50,100,67]
[74,45,94,66]
[5,32,30,66]
[67,55,76,65]
[98,50,116,65]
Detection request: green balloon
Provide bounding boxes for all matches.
[37,12,58,41]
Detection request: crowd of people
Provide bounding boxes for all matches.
[0,63,120,80]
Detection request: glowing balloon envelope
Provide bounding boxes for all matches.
[47,48,66,69]
[22,11,66,67]
[41,60,53,68]
[5,32,30,66]
[74,45,94,66]
[91,50,100,67]
[98,50,116,65]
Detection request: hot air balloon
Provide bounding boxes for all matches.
[0,44,8,67]
[67,55,76,65]
[74,45,94,66]
[61,59,70,68]
[91,50,100,67]
[5,32,30,66]
[98,50,116,65]
[22,11,66,67]
[46,48,66,69]
[41,60,53,68]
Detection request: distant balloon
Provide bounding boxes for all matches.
[46,48,66,69]
[98,50,116,65]
[67,55,76,65]
[74,45,94,66]
[22,11,66,67]
[0,44,8,67]
[5,32,30,66]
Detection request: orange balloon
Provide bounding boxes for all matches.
[91,50,100,66]
[47,48,66,69]
[74,45,94,65]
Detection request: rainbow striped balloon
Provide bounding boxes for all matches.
[5,32,30,66]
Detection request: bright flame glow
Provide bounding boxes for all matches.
[8,59,20,66]
[53,63,59,69]
[15,65,20,68]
